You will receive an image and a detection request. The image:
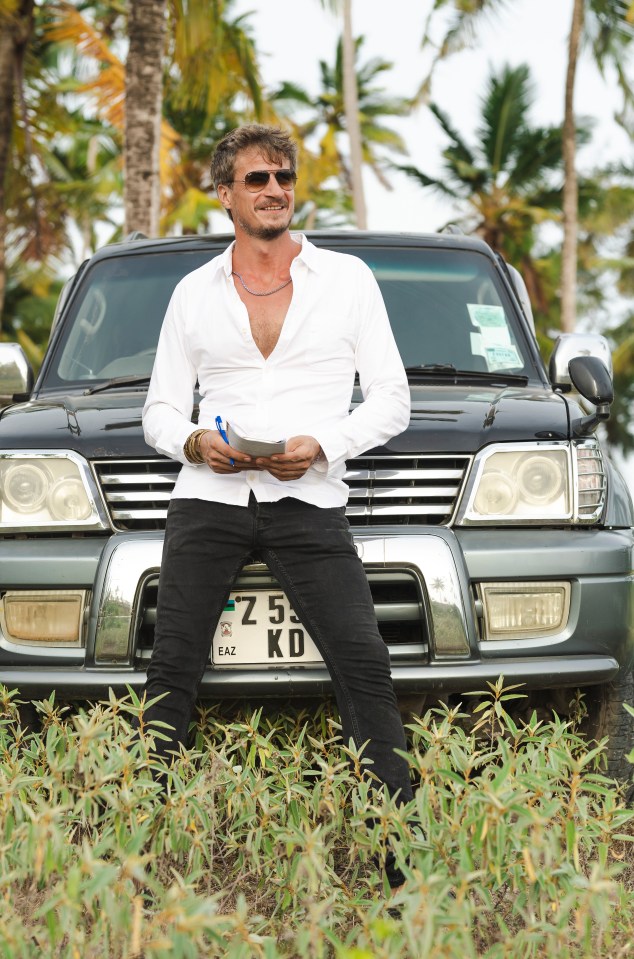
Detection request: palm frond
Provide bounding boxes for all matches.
[428,102,475,167]
[479,64,532,175]
[396,163,459,199]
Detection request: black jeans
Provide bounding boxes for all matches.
[144,495,413,884]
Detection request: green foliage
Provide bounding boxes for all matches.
[0,264,63,369]
[0,682,632,958]
[271,33,410,211]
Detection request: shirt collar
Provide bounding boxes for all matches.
[216,232,321,279]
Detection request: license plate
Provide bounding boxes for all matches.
[212,590,323,667]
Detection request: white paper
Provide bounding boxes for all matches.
[467,303,511,348]
[485,345,522,370]
[227,423,286,457]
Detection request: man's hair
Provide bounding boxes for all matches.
[210,124,298,191]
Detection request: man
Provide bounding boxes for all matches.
[142,124,412,890]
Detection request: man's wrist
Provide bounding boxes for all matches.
[183,428,210,464]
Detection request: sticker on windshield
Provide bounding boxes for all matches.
[485,345,521,370]
[467,304,506,328]
[468,303,512,352]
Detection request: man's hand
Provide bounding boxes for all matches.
[198,430,256,473]
[255,435,323,481]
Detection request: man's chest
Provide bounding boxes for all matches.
[235,285,294,359]
[187,276,358,368]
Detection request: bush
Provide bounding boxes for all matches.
[0,681,632,958]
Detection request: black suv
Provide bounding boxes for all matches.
[1,231,632,775]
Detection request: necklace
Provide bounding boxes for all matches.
[232,270,292,297]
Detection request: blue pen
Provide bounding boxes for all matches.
[215,416,234,466]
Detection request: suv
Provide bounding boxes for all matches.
[1,232,633,776]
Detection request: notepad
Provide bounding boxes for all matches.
[227,424,286,457]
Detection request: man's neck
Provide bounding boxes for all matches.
[232,230,301,277]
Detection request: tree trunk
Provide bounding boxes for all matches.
[341,0,367,229]
[0,0,35,330]
[561,0,584,333]
[124,0,167,237]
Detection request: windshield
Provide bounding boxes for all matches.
[47,250,214,388]
[44,243,534,390]
[340,246,531,377]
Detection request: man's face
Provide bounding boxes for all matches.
[218,148,295,241]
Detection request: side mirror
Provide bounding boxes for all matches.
[568,355,613,436]
[0,342,34,401]
[568,355,613,406]
[549,333,613,391]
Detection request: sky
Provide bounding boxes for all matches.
[230,0,631,233]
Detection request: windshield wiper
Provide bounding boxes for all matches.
[405,364,529,385]
[83,375,152,395]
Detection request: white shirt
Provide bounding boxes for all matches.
[143,233,410,508]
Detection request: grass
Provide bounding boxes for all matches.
[0,679,633,958]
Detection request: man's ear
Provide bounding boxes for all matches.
[216,183,232,212]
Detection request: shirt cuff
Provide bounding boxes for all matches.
[310,429,348,476]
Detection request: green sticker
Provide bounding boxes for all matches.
[467,304,507,327]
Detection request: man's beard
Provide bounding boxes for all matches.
[233,208,293,240]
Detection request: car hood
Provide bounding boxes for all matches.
[386,383,571,453]
[0,392,150,458]
[0,383,571,457]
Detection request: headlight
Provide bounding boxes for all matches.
[0,452,107,531]
[459,441,606,525]
[460,444,572,524]
[3,463,49,512]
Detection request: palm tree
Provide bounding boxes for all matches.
[399,64,570,332]
[124,0,168,236]
[561,0,585,332]
[2,2,118,317]
[160,0,264,234]
[272,35,409,220]
[315,0,367,227]
[341,0,366,227]
[0,3,125,360]
[0,0,36,325]
[46,0,263,238]
[418,0,634,331]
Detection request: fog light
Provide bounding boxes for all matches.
[479,581,570,641]
[0,590,86,646]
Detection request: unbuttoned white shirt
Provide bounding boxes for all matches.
[143,233,410,508]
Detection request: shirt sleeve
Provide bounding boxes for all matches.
[310,258,410,475]
[142,282,199,465]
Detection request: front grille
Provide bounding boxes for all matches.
[346,454,470,525]
[94,459,181,530]
[94,454,471,531]
[135,568,427,662]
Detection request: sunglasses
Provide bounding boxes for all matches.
[229,169,297,193]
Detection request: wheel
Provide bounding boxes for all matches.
[581,669,634,782]
[397,693,428,725]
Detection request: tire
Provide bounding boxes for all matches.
[581,670,634,782]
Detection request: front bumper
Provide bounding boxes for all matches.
[0,526,632,696]
[0,655,618,699]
